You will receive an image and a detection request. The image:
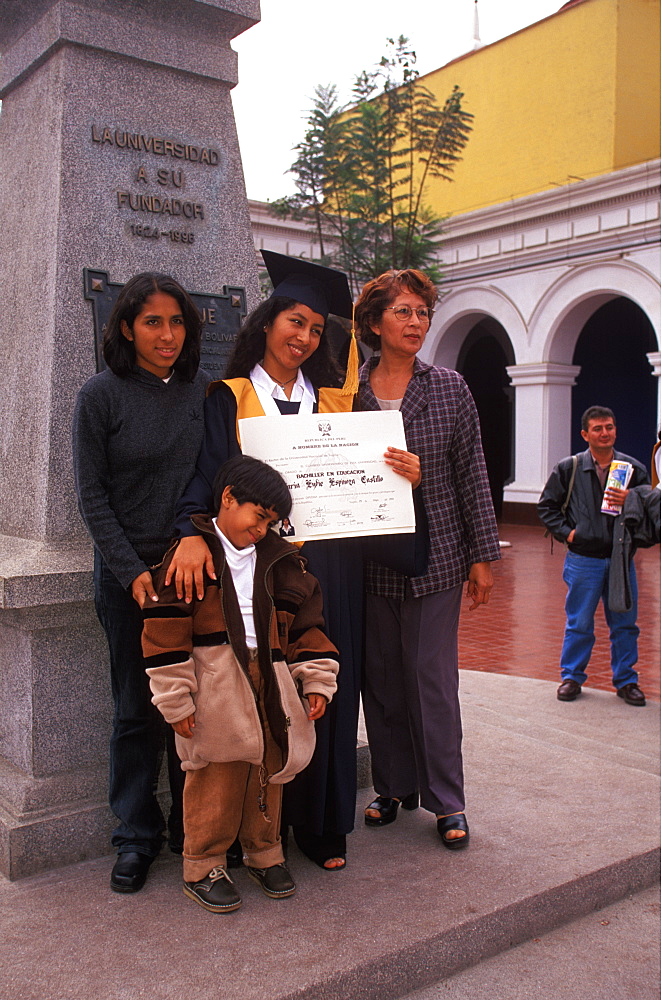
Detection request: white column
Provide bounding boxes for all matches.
[646,351,661,428]
[503,363,581,505]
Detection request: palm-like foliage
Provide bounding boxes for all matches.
[271,38,473,294]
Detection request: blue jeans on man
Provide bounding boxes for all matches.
[560,550,639,688]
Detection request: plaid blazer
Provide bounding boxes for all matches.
[358,357,501,599]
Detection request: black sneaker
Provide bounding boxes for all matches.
[183,866,242,913]
[247,862,296,898]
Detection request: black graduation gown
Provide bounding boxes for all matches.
[174,382,363,839]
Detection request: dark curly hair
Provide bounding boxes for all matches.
[102,272,202,380]
[224,297,342,388]
[355,269,438,352]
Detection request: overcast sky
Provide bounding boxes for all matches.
[231,0,564,202]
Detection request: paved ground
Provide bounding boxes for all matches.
[1,526,658,998]
[0,671,658,1000]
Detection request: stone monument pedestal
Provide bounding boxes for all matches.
[0,0,260,879]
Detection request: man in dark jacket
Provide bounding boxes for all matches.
[537,406,649,706]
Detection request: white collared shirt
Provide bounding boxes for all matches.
[213,518,257,648]
[249,363,316,415]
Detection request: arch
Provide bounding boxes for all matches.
[456,315,516,371]
[570,297,658,463]
[530,260,661,364]
[459,328,514,516]
[421,286,525,368]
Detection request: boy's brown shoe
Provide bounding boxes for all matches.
[247,862,296,898]
[183,866,242,913]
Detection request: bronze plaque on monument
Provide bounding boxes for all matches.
[84,268,247,379]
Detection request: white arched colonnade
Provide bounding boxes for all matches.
[418,161,661,517]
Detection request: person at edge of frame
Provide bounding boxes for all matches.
[537,405,649,707]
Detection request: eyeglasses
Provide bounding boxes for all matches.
[384,305,433,323]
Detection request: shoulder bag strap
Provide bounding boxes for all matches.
[561,454,578,516]
[544,454,578,546]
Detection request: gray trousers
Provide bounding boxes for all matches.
[363,585,465,816]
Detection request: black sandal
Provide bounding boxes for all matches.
[436,813,469,850]
[364,792,419,827]
[293,828,347,871]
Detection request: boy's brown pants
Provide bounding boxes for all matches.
[182,653,285,882]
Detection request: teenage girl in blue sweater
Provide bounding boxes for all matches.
[73,272,209,893]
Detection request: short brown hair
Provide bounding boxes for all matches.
[354,269,438,351]
[582,406,615,431]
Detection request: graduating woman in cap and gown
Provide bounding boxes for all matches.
[167,252,363,870]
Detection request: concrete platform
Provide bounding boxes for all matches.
[0,671,659,1000]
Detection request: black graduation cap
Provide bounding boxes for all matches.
[261,250,353,321]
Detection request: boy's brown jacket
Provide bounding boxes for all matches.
[142,515,338,782]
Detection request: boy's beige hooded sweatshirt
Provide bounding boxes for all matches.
[142,515,338,782]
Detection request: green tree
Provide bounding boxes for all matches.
[271,37,473,294]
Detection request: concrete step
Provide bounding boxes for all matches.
[399,885,661,1000]
[0,672,659,1000]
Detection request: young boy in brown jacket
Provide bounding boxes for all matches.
[142,455,338,912]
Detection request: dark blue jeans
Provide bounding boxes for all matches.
[94,552,184,856]
[560,551,639,688]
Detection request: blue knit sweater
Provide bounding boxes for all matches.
[72,365,209,589]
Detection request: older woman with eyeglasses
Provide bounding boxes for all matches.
[355,268,501,849]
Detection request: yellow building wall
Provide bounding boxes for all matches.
[613,0,661,169]
[421,0,660,218]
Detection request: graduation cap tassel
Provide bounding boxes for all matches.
[341,305,360,396]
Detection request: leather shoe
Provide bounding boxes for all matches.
[110,851,154,893]
[247,863,296,898]
[617,682,646,706]
[183,866,242,913]
[557,679,582,701]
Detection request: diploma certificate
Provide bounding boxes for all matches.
[238,410,415,542]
